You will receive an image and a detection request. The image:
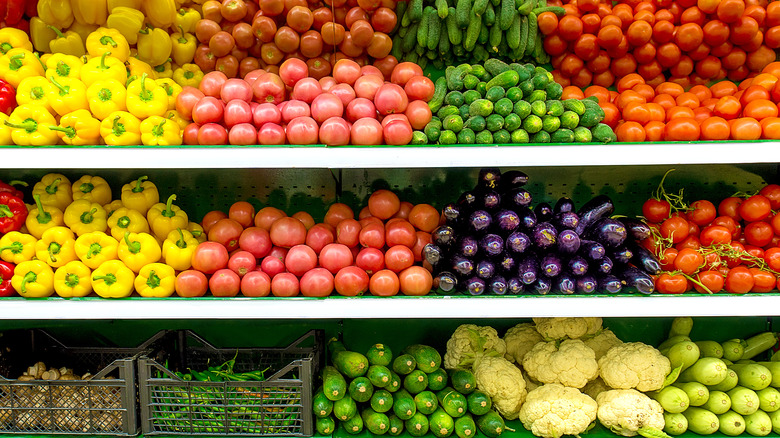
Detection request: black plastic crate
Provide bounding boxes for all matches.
[138,329,322,437]
[0,329,166,436]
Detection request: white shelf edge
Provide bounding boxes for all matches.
[2,142,778,169]
[3,295,780,319]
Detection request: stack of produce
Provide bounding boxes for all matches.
[543,0,778,88]
[314,338,506,438]
[654,318,780,436]
[184,188,438,297]
[423,167,660,295]
[0,174,205,298]
[177,59,433,145]
[0,0,37,33]
[641,171,780,294]
[417,60,615,145]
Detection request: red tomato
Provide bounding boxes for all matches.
[260,254,286,278]
[324,203,355,227]
[660,216,690,243]
[642,198,672,223]
[239,227,273,258]
[209,268,241,297]
[385,219,417,248]
[750,267,776,292]
[355,247,385,274]
[228,250,257,276]
[764,247,780,271]
[718,196,743,220]
[336,218,361,247]
[744,221,774,247]
[655,273,689,294]
[394,201,414,220]
[412,231,432,262]
[306,223,336,253]
[398,266,433,296]
[285,244,318,277]
[175,270,209,297]
[725,266,754,293]
[674,247,705,274]
[299,268,334,297]
[687,200,717,225]
[201,210,228,233]
[359,221,386,248]
[739,195,772,222]
[659,247,679,270]
[384,245,414,273]
[269,216,308,248]
[319,243,354,274]
[369,269,400,296]
[408,204,440,232]
[271,272,300,296]
[208,218,244,251]
[334,266,370,296]
[240,271,271,297]
[694,270,725,293]
[192,241,229,274]
[760,184,780,209]
[254,206,287,229]
[368,189,401,219]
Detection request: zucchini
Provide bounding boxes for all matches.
[455,413,477,438]
[328,337,348,361]
[429,407,456,438]
[349,376,375,403]
[322,366,347,401]
[367,343,394,367]
[415,390,439,414]
[428,368,449,391]
[405,412,430,437]
[333,396,358,421]
[362,408,391,435]
[404,370,429,394]
[450,369,477,394]
[368,365,393,388]
[371,389,395,413]
[317,416,336,435]
[387,371,402,392]
[476,411,505,438]
[393,389,418,420]
[466,390,492,415]
[313,387,334,417]
[388,414,405,436]
[333,350,370,378]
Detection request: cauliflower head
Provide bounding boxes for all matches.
[474,356,527,420]
[584,329,623,360]
[596,389,665,437]
[533,317,603,341]
[444,324,507,369]
[504,323,543,364]
[582,377,611,400]
[522,339,599,389]
[523,371,540,393]
[598,342,671,392]
[518,383,598,438]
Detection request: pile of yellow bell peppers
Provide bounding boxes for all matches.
[0,173,206,298]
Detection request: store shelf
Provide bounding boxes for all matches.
[4,294,780,319]
[2,142,779,169]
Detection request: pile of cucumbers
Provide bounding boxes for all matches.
[390,0,563,68]
[653,318,780,437]
[413,60,616,145]
[314,339,507,438]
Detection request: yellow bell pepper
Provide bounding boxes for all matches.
[33,174,72,212]
[118,231,161,272]
[81,52,127,88]
[126,57,157,84]
[92,259,134,298]
[147,195,189,241]
[38,0,75,29]
[72,0,108,26]
[12,260,55,298]
[64,199,108,236]
[26,194,65,238]
[137,26,173,68]
[16,76,55,114]
[86,27,130,62]
[135,262,175,297]
[107,206,150,241]
[0,114,12,145]
[171,27,196,66]
[87,79,127,121]
[5,104,59,146]
[105,7,144,45]
[187,221,206,243]
[172,63,203,88]
[49,109,102,145]
[0,49,45,89]
[162,228,197,271]
[108,0,143,11]
[35,226,77,268]
[143,0,177,29]
[156,78,181,111]
[72,175,112,205]
[126,73,168,119]
[47,76,88,117]
[104,199,124,217]
[74,230,118,269]
[0,28,33,55]
[45,54,83,80]
[0,231,37,264]
[153,60,173,80]
[100,110,141,145]
[66,22,99,45]
[53,260,92,297]
[175,8,201,34]
[140,115,182,146]
[120,176,159,216]
[30,18,58,54]
[165,110,188,130]
[48,27,86,57]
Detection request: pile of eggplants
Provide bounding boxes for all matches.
[423,168,662,296]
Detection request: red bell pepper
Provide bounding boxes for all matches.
[4,0,23,25]
[0,78,15,116]
[0,192,27,234]
[0,259,13,297]
[0,180,25,198]
[24,0,37,19]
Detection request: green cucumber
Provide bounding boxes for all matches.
[466,390,492,415]
[489,24,503,51]
[429,77,448,114]
[404,370,429,394]
[418,7,433,48]
[455,413,477,438]
[469,99,493,117]
[486,70,520,90]
[429,407,456,438]
[428,11,442,50]
[322,366,347,401]
[449,369,477,394]
[476,411,505,438]
[362,408,391,435]
[393,389,418,420]
[499,0,515,29]
[404,345,442,373]
[371,389,395,413]
[333,396,358,421]
[473,0,489,16]
[456,0,472,28]
[410,0,424,22]
[388,414,404,436]
[349,376,374,403]
[436,0,450,17]
[438,24,450,53]
[446,8,462,44]
[402,23,419,52]
[484,3,496,25]
[525,11,537,56]
[464,10,481,50]
[509,14,523,51]
[415,390,439,414]
[317,416,336,435]
[532,5,565,15]
[550,128,574,143]
[333,351,370,378]
[313,388,334,417]
[428,368,449,391]
[367,343,393,367]
[368,365,393,388]
[484,58,511,76]
[591,123,617,143]
[405,412,429,437]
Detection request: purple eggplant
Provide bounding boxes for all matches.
[507,277,524,295]
[451,255,475,277]
[432,225,456,248]
[629,244,662,275]
[517,207,537,230]
[554,197,576,214]
[557,229,581,254]
[585,217,627,248]
[423,243,443,266]
[535,202,553,222]
[468,210,492,234]
[576,275,598,295]
[598,274,623,294]
[532,277,552,295]
[567,255,589,276]
[620,266,654,294]
[541,253,563,277]
[498,170,529,191]
[480,233,504,257]
[457,236,480,258]
[442,203,463,228]
[621,217,652,241]
[517,254,540,285]
[463,277,486,295]
[479,189,502,211]
[477,168,502,189]
[493,209,521,233]
[506,231,532,254]
[489,276,508,295]
[611,246,634,265]
[555,274,576,295]
[505,188,533,209]
[595,256,613,275]
[457,190,478,211]
[434,272,458,295]
[476,259,496,280]
[579,239,606,261]
[498,253,516,274]
[575,195,615,235]
[553,211,580,231]
[532,222,558,249]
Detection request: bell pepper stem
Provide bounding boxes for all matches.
[64,273,80,288]
[48,241,61,263]
[177,26,187,44]
[147,270,161,289]
[7,180,27,188]
[33,194,52,225]
[139,73,152,101]
[133,176,148,193]
[8,53,24,71]
[100,35,118,48]
[99,51,111,71]
[33,53,47,72]
[48,25,67,39]
[184,70,194,79]
[152,119,167,137]
[0,42,12,55]
[4,118,38,133]
[124,232,142,254]
[93,273,117,286]
[87,242,102,259]
[117,215,131,229]
[49,75,70,96]
[162,194,177,218]
[45,178,61,195]
[80,207,97,224]
[80,182,95,194]
[98,87,113,102]
[20,271,36,294]
[0,204,13,218]
[48,125,77,139]
[112,115,126,136]
[0,242,22,254]
[176,228,187,249]
[55,60,71,78]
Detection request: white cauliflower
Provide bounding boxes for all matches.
[444,324,507,369]
[473,356,527,420]
[518,384,598,438]
[533,317,603,341]
[523,371,540,393]
[596,389,665,437]
[504,323,543,364]
[584,329,623,360]
[522,339,599,389]
[582,377,611,400]
[598,342,671,392]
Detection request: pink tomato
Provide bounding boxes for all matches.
[285,244,318,277]
[243,69,266,85]
[286,116,319,144]
[311,93,345,123]
[252,72,286,104]
[270,216,307,248]
[329,83,356,106]
[353,74,384,100]
[346,98,376,122]
[403,75,435,101]
[319,243,354,273]
[319,116,351,146]
[390,62,423,85]
[192,241,229,274]
[333,59,362,85]
[199,71,229,97]
[374,83,408,115]
[175,270,208,297]
[183,122,200,145]
[361,65,384,77]
[355,247,384,274]
[210,268,241,297]
[306,223,335,253]
[241,270,271,296]
[257,123,286,145]
[220,78,254,102]
[281,99,311,123]
[334,266,369,296]
[192,96,225,124]
[279,58,309,88]
[291,77,323,103]
[381,114,409,127]
[319,76,337,91]
[229,123,258,145]
[405,100,432,130]
[253,102,282,126]
[239,227,272,258]
[300,268,334,296]
[260,255,286,278]
[271,272,300,296]
[224,100,252,127]
[197,123,228,145]
[228,250,257,276]
[176,86,205,120]
[350,117,383,145]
